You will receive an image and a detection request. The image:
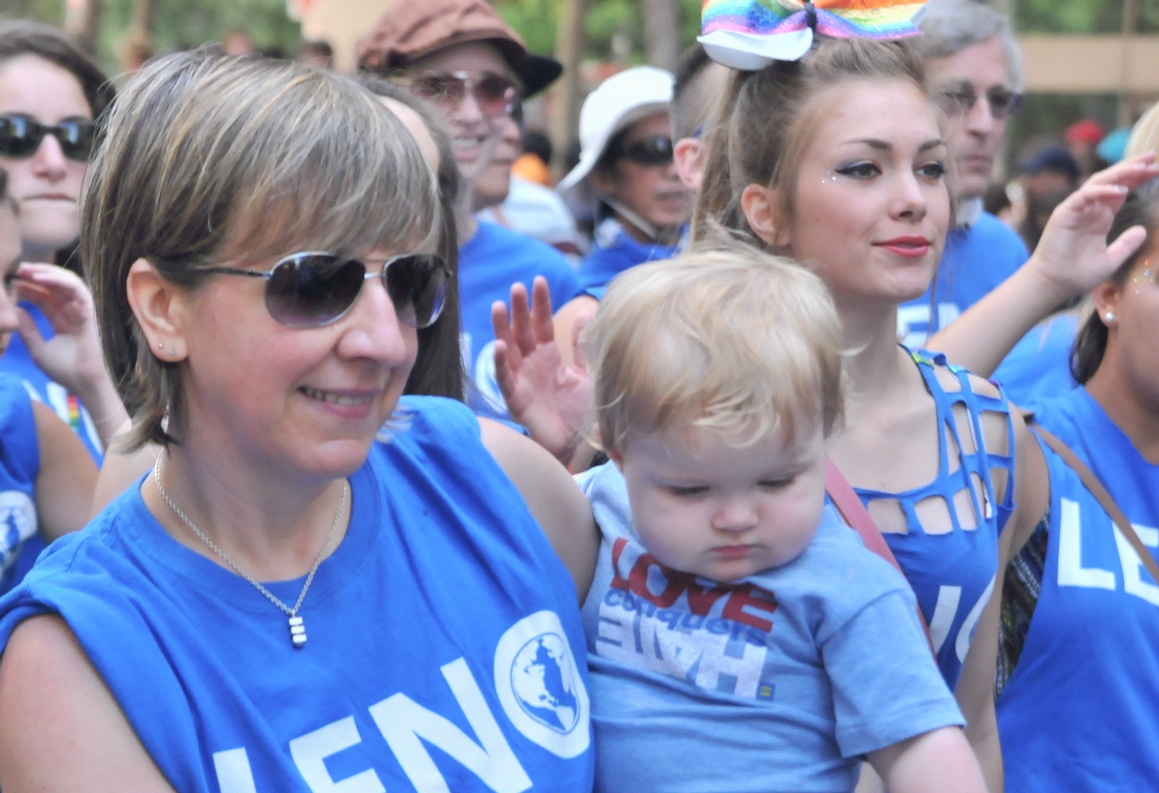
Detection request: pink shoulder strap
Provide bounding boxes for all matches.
[825,458,934,649]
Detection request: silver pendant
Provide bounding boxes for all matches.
[289,615,307,648]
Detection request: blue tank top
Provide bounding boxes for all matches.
[1028,386,1158,528]
[1,302,102,460]
[0,373,39,594]
[0,396,594,792]
[852,350,1016,687]
[997,389,1159,791]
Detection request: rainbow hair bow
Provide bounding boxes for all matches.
[699,0,927,69]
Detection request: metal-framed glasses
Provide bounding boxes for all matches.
[394,70,518,118]
[933,84,1023,120]
[201,251,450,329]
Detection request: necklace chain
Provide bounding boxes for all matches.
[151,455,346,648]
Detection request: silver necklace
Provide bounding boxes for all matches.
[152,456,347,649]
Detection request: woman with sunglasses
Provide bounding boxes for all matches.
[558,66,693,298]
[0,52,597,792]
[0,21,124,466]
[359,0,579,421]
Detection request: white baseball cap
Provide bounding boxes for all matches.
[558,66,674,210]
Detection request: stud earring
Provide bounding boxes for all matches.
[157,341,164,349]
[1105,311,1115,322]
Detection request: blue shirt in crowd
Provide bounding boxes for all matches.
[991,313,1079,407]
[999,387,1159,792]
[0,396,594,792]
[898,210,1028,347]
[0,373,40,595]
[577,218,683,294]
[459,221,579,419]
[1,303,105,584]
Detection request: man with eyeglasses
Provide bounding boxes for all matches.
[359,0,579,420]
[898,0,1029,349]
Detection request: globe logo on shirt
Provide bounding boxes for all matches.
[509,632,581,734]
[0,491,36,571]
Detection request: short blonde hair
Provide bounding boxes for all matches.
[83,49,441,450]
[583,243,844,451]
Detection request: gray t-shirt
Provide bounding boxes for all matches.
[577,462,964,792]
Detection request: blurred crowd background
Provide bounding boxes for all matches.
[7,0,1159,253]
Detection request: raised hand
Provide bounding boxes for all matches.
[1030,152,1159,302]
[927,153,1159,378]
[15,263,105,394]
[15,263,128,446]
[491,277,595,463]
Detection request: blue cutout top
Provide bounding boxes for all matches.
[852,349,1016,687]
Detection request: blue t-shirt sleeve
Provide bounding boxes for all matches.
[824,590,964,758]
[547,259,580,309]
[0,373,39,485]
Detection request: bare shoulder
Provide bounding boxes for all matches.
[479,418,598,600]
[963,371,1002,401]
[0,615,175,793]
[553,294,600,368]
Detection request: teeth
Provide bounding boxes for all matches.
[301,386,371,406]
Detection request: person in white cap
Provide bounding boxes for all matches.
[559,66,693,296]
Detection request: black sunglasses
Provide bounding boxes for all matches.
[202,252,449,329]
[0,115,95,162]
[933,84,1023,120]
[613,135,674,167]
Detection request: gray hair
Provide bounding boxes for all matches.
[913,0,1023,90]
[83,48,440,450]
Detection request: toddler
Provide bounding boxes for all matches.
[575,246,986,793]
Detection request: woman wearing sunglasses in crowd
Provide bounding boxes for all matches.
[89,77,469,523]
[558,66,693,298]
[359,0,579,421]
[493,19,1152,789]
[0,21,125,464]
[0,21,128,589]
[0,52,598,792]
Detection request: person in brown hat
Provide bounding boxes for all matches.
[359,0,560,184]
[358,0,579,423]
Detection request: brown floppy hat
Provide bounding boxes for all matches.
[357,0,563,98]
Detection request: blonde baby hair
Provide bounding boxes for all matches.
[583,241,844,452]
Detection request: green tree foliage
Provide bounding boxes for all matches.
[496,0,703,61]
[1015,0,1159,35]
[10,0,302,72]
[2,0,64,25]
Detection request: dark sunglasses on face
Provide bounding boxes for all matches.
[395,70,518,119]
[201,251,450,329]
[933,84,1023,120]
[0,115,95,162]
[612,135,674,167]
